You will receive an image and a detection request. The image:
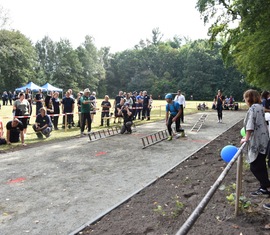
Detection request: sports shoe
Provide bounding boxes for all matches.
[167,136,172,141]
[250,188,270,197]
[263,203,270,210]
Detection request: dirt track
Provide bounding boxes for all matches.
[0,110,245,235]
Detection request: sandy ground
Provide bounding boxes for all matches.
[0,110,245,235]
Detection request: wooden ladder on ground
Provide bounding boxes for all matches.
[190,114,208,132]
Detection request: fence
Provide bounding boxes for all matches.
[175,142,246,235]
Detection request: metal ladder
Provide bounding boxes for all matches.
[88,127,121,142]
[88,123,137,142]
[190,114,208,132]
[141,129,169,149]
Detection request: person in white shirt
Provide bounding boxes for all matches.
[174,90,186,122]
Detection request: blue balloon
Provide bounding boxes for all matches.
[220,145,238,163]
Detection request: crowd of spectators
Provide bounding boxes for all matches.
[0,88,155,144]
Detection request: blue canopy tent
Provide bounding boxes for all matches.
[15,82,46,92]
[41,83,63,92]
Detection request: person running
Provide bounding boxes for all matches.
[214,90,225,123]
[165,93,182,141]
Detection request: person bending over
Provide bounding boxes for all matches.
[165,93,182,141]
[119,103,133,134]
[6,118,26,146]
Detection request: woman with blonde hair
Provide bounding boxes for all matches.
[240,89,270,199]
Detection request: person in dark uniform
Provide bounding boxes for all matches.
[32,107,52,139]
[52,92,60,130]
[119,102,133,134]
[142,90,150,121]
[113,91,124,123]
[35,89,44,115]
[6,118,26,146]
[80,88,92,136]
[45,91,54,124]
[100,95,111,127]
[61,90,75,129]
[214,90,225,123]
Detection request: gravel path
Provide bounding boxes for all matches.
[0,110,245,235]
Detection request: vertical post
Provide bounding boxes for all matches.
[65,113,68,132]
[235,151,243,216]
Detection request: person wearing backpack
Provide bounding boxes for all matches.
[165,93,182,141]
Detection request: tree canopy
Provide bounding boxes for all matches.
[197,0,270,89]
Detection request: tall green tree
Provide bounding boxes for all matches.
[35,36,57,85]
[197,0,270,89]
[76,35,105,93]
[0,30,37,91]
[53,39,82,92]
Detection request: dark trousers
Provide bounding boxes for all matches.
[217,105,223,120]
[120,121,133,134]
[53,114,59,129]
[81,112,92,133]
[101,112,110,126]
[135,105,142,119]
[63,113,73,126]
[180,104,184,122]
[167,115,180,136]
[250,152,270,189]
[36,102,43,115]
[142,105,150,119]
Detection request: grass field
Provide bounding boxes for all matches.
[0,99,246,150]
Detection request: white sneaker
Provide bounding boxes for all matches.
[217,120,220,123]
[220,120,222,123]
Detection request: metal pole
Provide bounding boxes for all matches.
[175,143,246,235]
[235,151,243,216]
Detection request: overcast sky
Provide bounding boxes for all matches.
[0,0,209,52]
